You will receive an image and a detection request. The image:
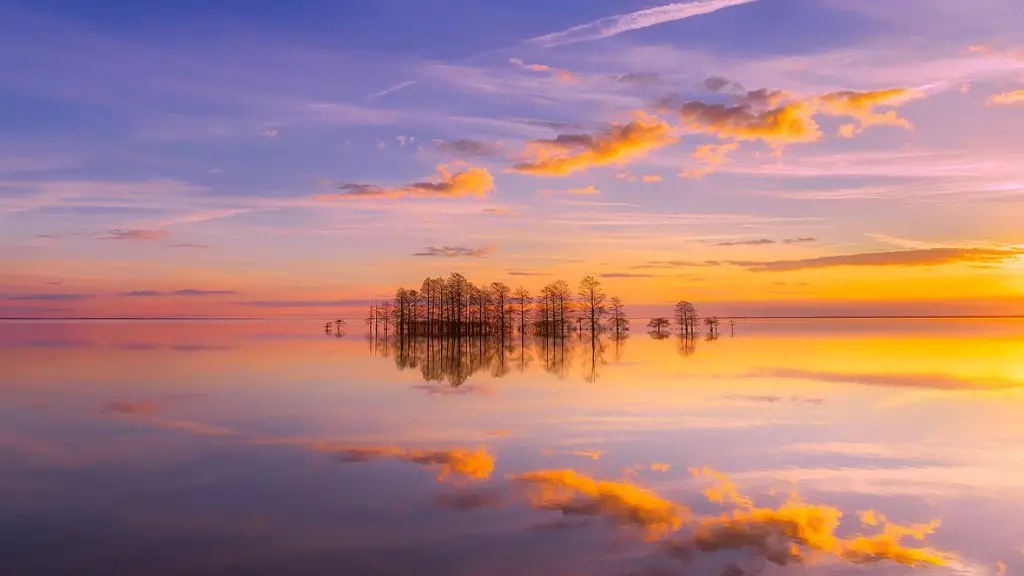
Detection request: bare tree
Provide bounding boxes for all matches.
[674,301,698,338]
[608,296,629,339]
[577,276,607,345]
[550,280,572,338]
[491,282,511,337]
[647,317,671,337]
[512,286,532,335]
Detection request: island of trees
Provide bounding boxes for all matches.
[341,272,724,386]
[358,272,718,342]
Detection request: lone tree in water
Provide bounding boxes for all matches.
[577,276,608,343]
[674,301,698,338]
[704,316,720,337]
[648,317,671,337]
[608,296,630,339]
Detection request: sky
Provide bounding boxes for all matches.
[2,0,1024,318]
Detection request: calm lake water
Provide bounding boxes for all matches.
[2,319,1023,576]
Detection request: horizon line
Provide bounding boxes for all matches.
[4,315,1024,321]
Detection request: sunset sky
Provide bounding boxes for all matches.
[3,0,1024,318]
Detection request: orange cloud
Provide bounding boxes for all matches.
[510,113,677,177]
[668,467,948,568]
[816,89,920,137]
[539,185,601,196]
[567,449,604,460]
[672,99,821,144]
[318,444,495,481]
[667,86,921,144]
[98,229,168,241]
[680,142,740,179]
[509,58,575,82]
[641,174,663,183]
[317,165,494,200]
[513,469,688,539]
[730,247,1024,272]
[987,90,1024,106]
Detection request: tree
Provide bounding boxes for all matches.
[674,301,698,338]
[550,280,572,338]
[491,282,512,337]
[577,276,608,344]
[647,317,671,337]
[608,296,629,339]
[512,286,532,335]
[704,316,719,337]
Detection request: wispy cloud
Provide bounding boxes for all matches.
[525,0,758,47]
[600,272,656,278]
[121,289,237,297]
[987,89,1024,105]
[508,270,548,277]
[98,229,168,241]
[317,165,495,200]
[411,246,494,258]
[368,80,416,99]
[2,293,96,302]
[539,185,601,196]
[731,247,1024,272]
[716,238,775,247]
[433,139,503,157]
[509,58,575,82]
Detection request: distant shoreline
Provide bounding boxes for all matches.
[4,315,1024,321]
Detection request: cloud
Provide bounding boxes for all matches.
[665,467,948,569]
[235,298,377,308]
[508,270,548,277]
[510,113,676,177]
[716,238,774,247]
[680,142,740,178]
[525,0,758,47]
[600,272,656,278]
[317,165,495,200]
[98,229,168,241]
[2,293,96,301]
[101,401,161,415]
[730,247,1024,272]
[260,129,278,138]
[783,237,818,244]
[434,490,506,512]
[540,185,601,196]
[665,87,920,145]
[316,444,495,482]
[481,207,520,216]
[369,80,416,99]
[749,368,1024,391]
[169,242,212,249]
[614,72,663,87]
[816,88,921,137]
[509,58,575,82]
[122,289,237,297]
[641,174,663,182]
[433,139,503,157]
[632,260,722,269]
[411,245,494,258]
[987,90,1024,105]
[513,469,688,539]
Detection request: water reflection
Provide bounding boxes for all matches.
[3,319,1024,575]
[365,332,634,385]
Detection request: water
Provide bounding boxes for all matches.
[2,319,1023,575]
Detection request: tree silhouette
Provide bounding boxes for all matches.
[674,301,698,338]
[578,275,608,346]
[647,317,671,337]
[512,286,532,335]
[608,296,630,340]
